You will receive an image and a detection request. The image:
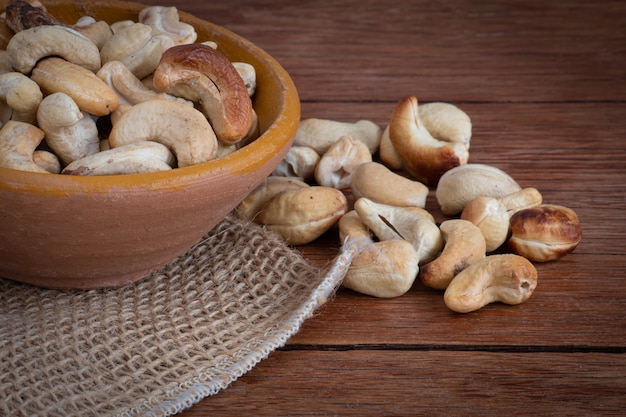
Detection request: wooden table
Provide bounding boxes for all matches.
[138,0,626,415]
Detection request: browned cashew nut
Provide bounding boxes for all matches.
[152,43,255,144]
[388,96,469,186]
[3,0,61,32]
[0,120,48,173]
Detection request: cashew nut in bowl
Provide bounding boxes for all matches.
[108,99,218,168]
[272,145,320,181]
[388,96,469,186]
[33,150,61,174]
[0,120,48,173]
[36,92,100,165]
[293,118,382,155]
[3,0,61,32]
[461,187,543,252]
[73,16,113,49]
[62,141,175,176]
[6,25,101,74]
[235,176,310,221]
[444,254,538,313]
[0,72,43,125]
[139,5,198,46]
[232,62,257,97]
[508,204,582,262]
[31,57,119,117]
[351,162,429,208]
[420,219,486,290]
[436,163,522,216]
[153,43,256,145]
[254,186,348,245]
[314,135,372,189]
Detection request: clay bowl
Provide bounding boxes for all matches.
[0,0,300,289]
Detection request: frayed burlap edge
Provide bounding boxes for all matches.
[0,215,358,417]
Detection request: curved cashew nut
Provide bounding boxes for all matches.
[3,0,61,32]
[153,43,255,144]
[233,62,257,97]
[293,118,382,154]
[444,254,538,313]
[338,210,373,242]
[73,16,113,50]
[436,163,522,216]
[62,141,175,176]
[353,197,442,264]
[254,186,348,245]
[6,25,101,73]
[0,120,48,173]
[235,176,310,221]
[388,96,469,186]
[138,5,198,45]
[273,145,320,181]
[351,161,429,208]
[0,71,43,124]
[417,102,472,148]
[108,99,218,168]
[36,92,100,165]
[33,150,61,174]
[461,187,543,252]
[509,204,582,262]
[378,125,404,170]
[420,219,486,290]
[314,135,372,189]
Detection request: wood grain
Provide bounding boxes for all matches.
[133,0,626,415]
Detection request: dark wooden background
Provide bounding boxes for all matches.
[137,0,626,415]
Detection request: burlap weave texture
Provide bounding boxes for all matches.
[0,215,352,417]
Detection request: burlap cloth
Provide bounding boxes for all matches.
[0,214,356,417]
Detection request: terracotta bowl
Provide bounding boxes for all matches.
[0,0,300,289]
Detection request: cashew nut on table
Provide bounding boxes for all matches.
[0,0,258,175]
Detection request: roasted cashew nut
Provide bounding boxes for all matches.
[0,71,42,124]
[351,161,429,208]
[314,135,372,189]
[108,99,218,168]
[3,0,61,32]
[0,120,48,173]
[461,187,543,252]
[444,254,538,313]
[153,43,255,145]
[420,219,486,290]
[293,118,382,154]
[388,96,469,186]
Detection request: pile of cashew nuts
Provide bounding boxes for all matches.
[0,0,258,175]
[237,97,582,313]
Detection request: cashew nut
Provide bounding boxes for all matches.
[31,57,119,116]
[62,141,175,176]
[293,118,382,154]
[254,186,348,245]
[338,210,373,242]
[33,150,61,174]
[351,161,429,208]
[108,99,218,168]
[444,254,538,313]
[6,25,101,73]
[388,96,469,186]
[36,92,100,165]
[353,197,442,264]
[420,219,486,290]
[138,5,198,45]
[73,16,113,49]
[378,125,404,170]
[417,102,472,148]
[508,204,582,262]
[0,71,42,124]
[3,0,61,32]
[153,43,255,144]
[233,62,257,97]
[272,145,321,181]
[235,176,310,221]
[461,187,543,252]
[314,135,372,189]
[436,163,522,216]
[0,120,48,173]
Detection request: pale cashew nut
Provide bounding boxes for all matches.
[138,5,198,45]
[153,43,255,145]
[235,176,310,221]
[33,150,61,174]
[233,62,257,97]
[36,92,100,165]
[354,197,442,264]
[108,99,218,168]
[0,51,13,74]
[509,204,582,262]
[0,71,43,124]
[293,118,382,154]
[418,102,472,148]
[6,25,101,73]
[272,145,321,181]
[378,125,404,170]
[31,57,119,116]
[388,96,469,186]
[338,210,372,242]
[444,254,538,313]
[314,135,372,189]
[461,187,543,252]
[62,141,175,176]
[436,163,522,216]
[351,161,429,208]
[73,16,113,49]
[254,186,348,245]
[420,219,486,290]
[0,120,48,173]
